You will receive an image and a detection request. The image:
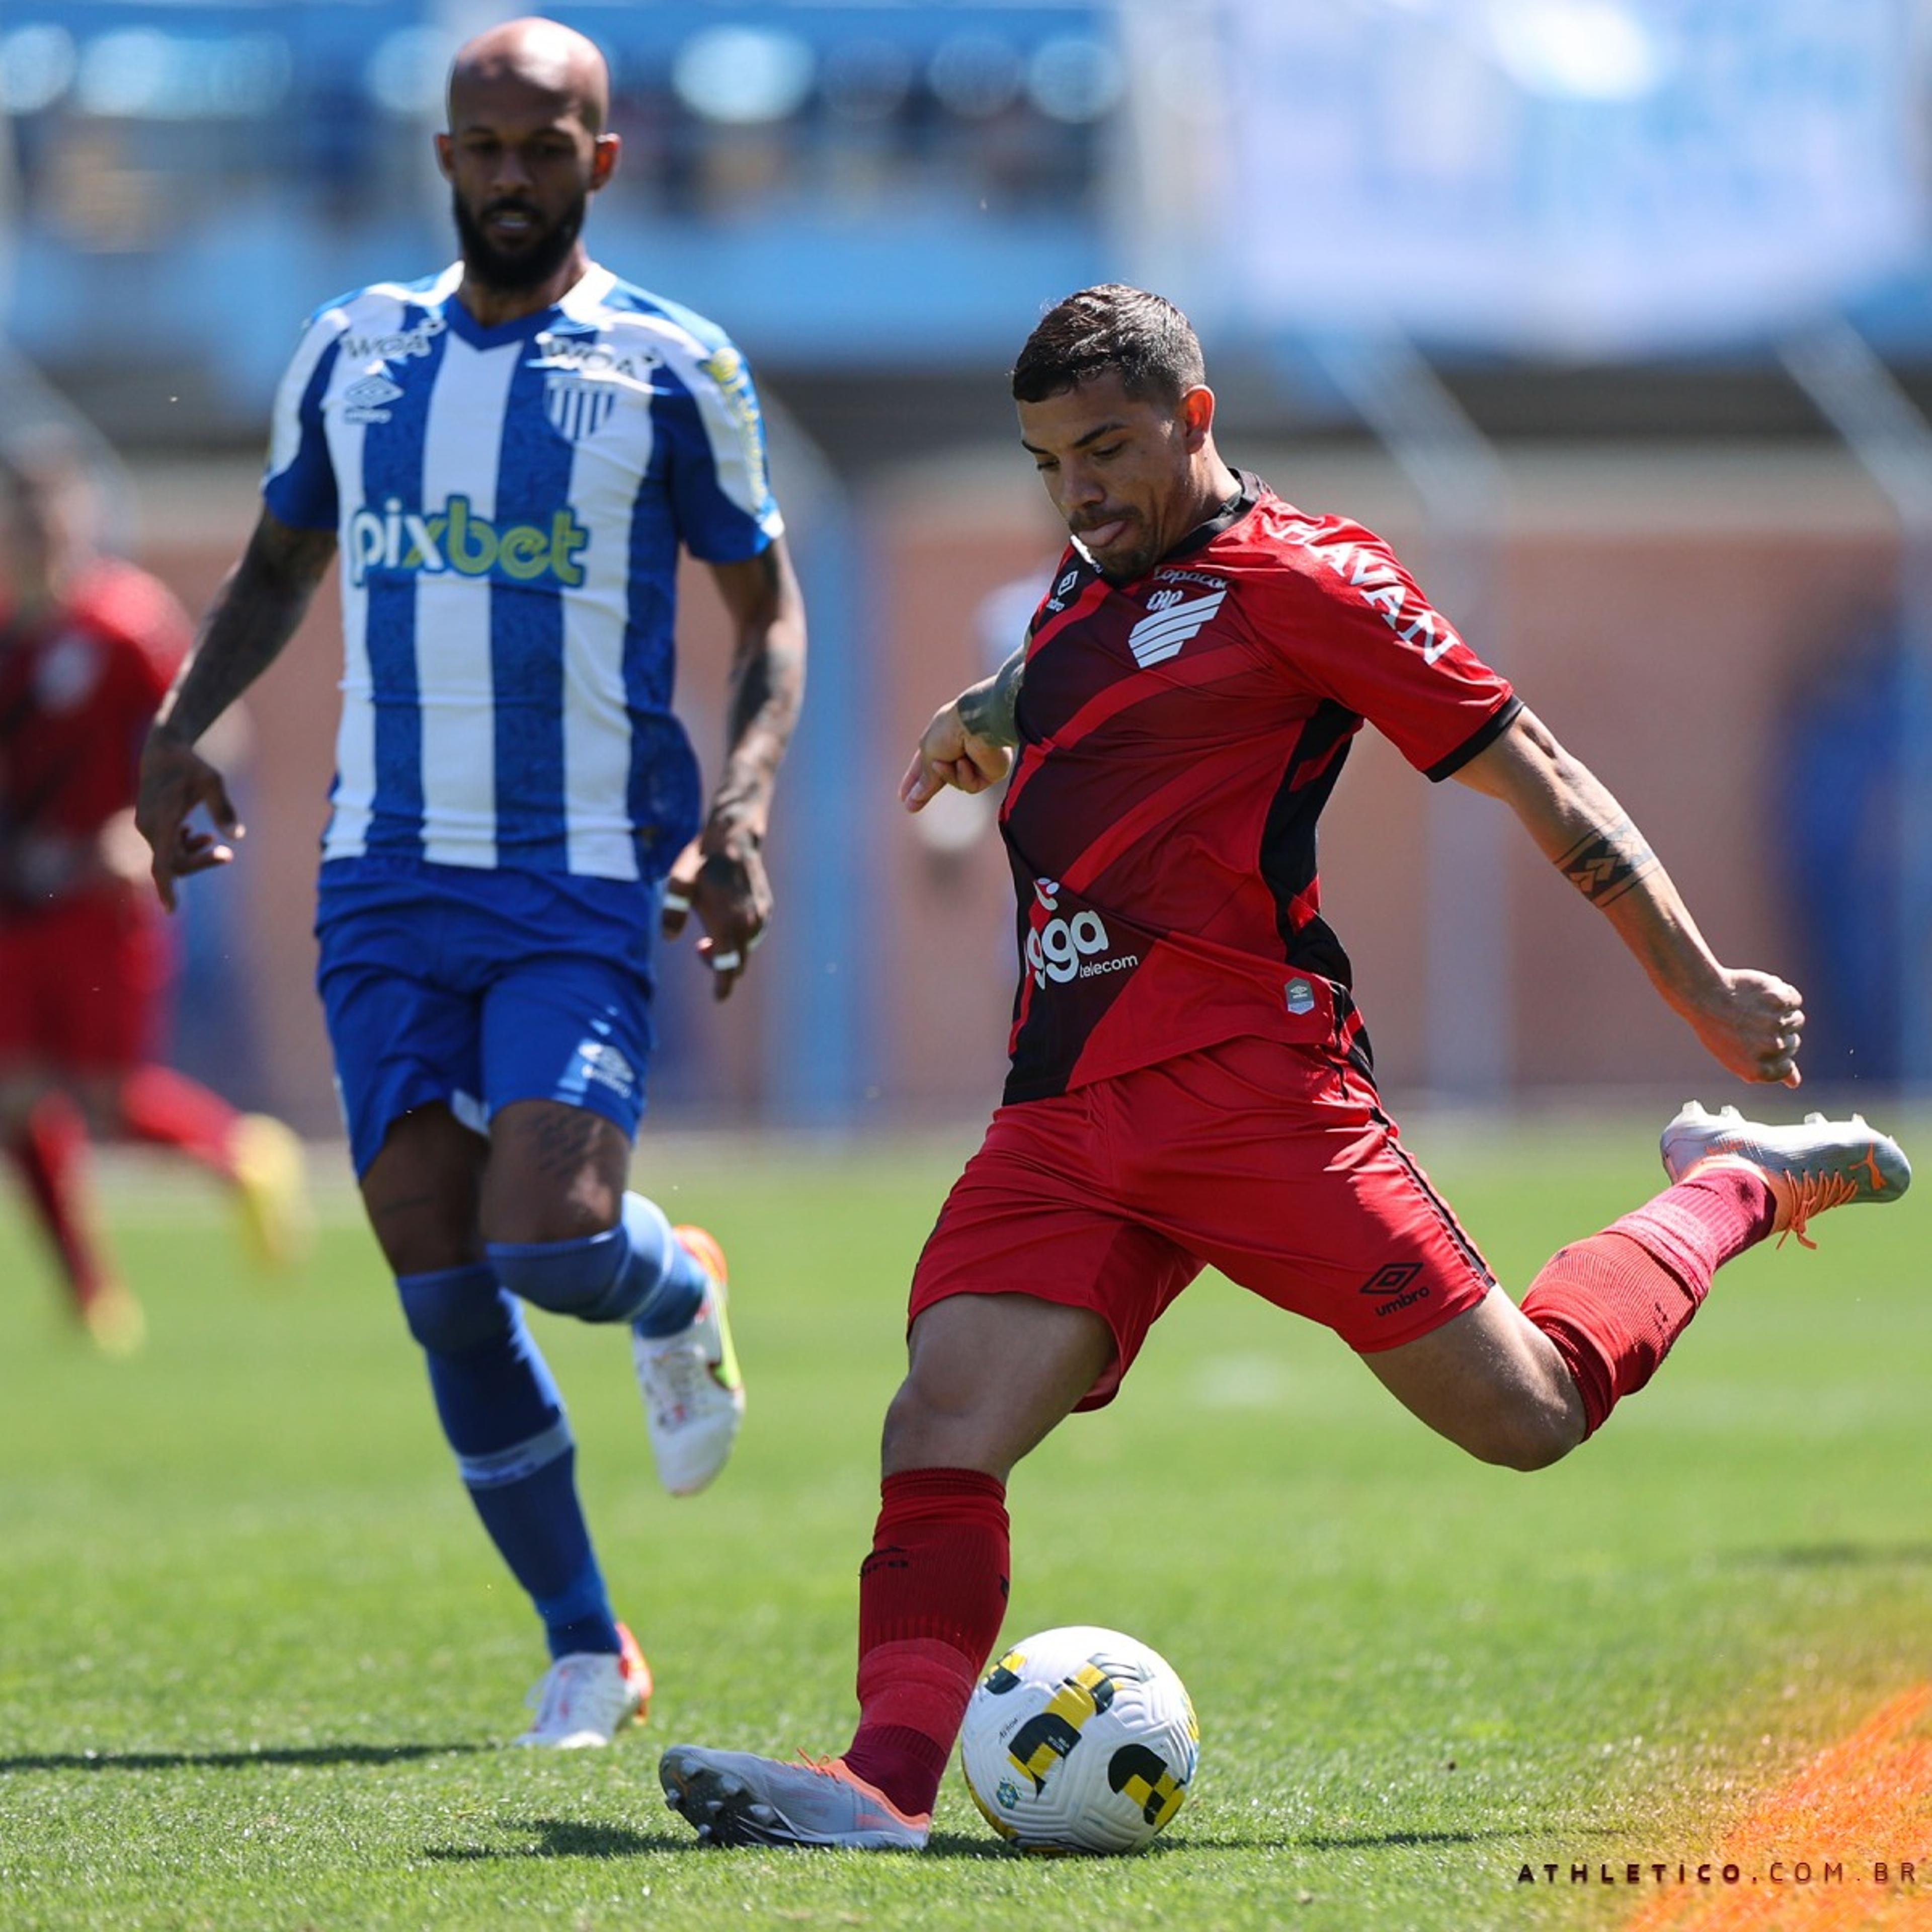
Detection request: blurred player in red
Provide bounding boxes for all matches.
[0,447,310,1350]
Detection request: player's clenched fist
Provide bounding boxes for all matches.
[135,727,243,914]
[1682,968,1806,1089]
[900,702,1013,813]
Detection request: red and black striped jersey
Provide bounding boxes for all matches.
[997,472,1517,1103]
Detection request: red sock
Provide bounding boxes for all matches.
[117,1065,241,1177]
[1521,1164,1775,1436]
[7,1093,114,1311]
[842,1468,1010,1818]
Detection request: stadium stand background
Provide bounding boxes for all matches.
[4,0,1929,1131]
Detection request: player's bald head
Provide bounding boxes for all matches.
[448,16,609,136]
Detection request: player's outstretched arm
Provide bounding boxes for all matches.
[661,536,808,1001]
[899,648,1024,812]
[1454,705,1805,1088]
[136,508,336,912]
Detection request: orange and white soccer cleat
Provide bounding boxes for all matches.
[631,1225,744,1495]
[511,1623,652,1748]
[1660,1102,1910,1247]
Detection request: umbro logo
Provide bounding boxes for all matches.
[1360,1261,1429,1316]
[342,374,403,424]
[1126,588,1226,668]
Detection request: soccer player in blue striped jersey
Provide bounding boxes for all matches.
[135,18,807,1747]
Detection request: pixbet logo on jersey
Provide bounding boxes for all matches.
[1025,878,1138,989]
[346,496,591,589]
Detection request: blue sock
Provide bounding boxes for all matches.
[487,1191,706,1337]
[396,1264,622,1660]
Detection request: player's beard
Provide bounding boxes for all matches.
[452,187,587,293]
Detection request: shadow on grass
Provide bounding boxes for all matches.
[1293,1828,1543,1852]
[425,1818,709,1862]
[0,1743,485,1774]
[923,1831,1037,1860]
[1729,1542,1932,1569]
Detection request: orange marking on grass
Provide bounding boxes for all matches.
[1624,1685,1932,1929]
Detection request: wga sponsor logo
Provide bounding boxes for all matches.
[346,495,590,589]
[531,330,660,382]
[1025,878,1139,989]
[341,313,446,366]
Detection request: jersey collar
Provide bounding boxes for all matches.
[1160,468,1261,565]
[440,261,615,348]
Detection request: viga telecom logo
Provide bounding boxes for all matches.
[347,496,590,589]
[1025,878,1137,988]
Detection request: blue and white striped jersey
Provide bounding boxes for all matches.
[264,261,782,881]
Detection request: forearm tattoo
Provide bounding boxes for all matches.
[709,548,806,841]
[957,647,1027,748]
[1556,815,1658,909]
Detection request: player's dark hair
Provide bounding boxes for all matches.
[1011,286,1205,408]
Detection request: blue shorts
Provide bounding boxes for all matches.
[315,857,659,1177]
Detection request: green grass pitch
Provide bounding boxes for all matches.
[1,1120,1926,1930]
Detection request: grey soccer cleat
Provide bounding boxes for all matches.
[659,1744,931,1850]
[1660,1101,1910,1246]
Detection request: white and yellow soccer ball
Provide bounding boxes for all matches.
[958,1626,1199,1855]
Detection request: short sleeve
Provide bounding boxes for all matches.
[661,339,783,565]
[1260,526,1517,780]
[261,308,344,532]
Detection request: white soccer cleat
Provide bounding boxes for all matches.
[631,1225,744,1496]
[659,1744,932,1850]
[1660,1101,1910,1247]
[511,1624,651,1748]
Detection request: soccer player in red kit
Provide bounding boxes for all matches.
[658,287,1910,1847]
[0,450,310,1350]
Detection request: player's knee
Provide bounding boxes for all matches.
[880,1367,978,1469]
[482,1195,618,1248]
[1464,1403,1584,1472]
[397,1266,514,1355]
[879,1376,932,1465]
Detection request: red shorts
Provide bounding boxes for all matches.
[0,889,170,1074]
[909,1033,1494,1409]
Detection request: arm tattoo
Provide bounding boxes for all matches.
[1556,815,1658,909]
[159,515,336,744]
[956,647,1027,749]
[708,544,806,843]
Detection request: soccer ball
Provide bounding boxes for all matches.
[957,1626,1199,1855]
